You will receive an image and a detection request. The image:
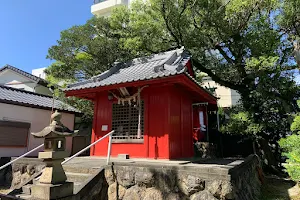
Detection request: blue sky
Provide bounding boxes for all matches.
[0,0,93,73]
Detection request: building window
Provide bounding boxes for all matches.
[0,120,30,147]
[112,101,144,143]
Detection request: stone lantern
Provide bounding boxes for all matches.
[31,110,78,200]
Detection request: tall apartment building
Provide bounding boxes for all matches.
[201,76,240,108]
[32,67,47,79]
[91,0,130,16]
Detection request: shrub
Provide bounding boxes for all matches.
[279,116,300,182]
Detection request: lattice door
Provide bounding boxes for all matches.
[112,101,144,142]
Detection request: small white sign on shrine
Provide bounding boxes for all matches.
[101,125,108,131]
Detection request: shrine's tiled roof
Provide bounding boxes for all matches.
[66,47,192,91]
[0,85,80,113]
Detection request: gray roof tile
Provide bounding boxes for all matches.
[0,85,80,113]
[66,48,191,91]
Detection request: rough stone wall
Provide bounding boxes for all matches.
[0,158,44,190]
[230,155,262,200]
[10,162,44,189]
[104,155,261,200]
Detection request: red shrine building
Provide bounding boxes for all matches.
[65,48,217,159]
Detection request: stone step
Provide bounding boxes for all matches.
[15,193,32,199]
[32,173,91,183]
[73,182,83,194]
[66,172,92,183]
[22,184,32,195]
[63,166,99,174]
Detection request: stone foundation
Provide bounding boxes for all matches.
[1,155,261,200]
[104,155,261,200]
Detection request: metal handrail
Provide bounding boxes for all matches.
[33,131,114,182]
[62,130,114,165]
[0,144,44,171]
[0,130,115,172]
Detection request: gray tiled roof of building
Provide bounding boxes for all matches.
[66,47,192,91]
[0,64,49,87]
[0,85,80,113]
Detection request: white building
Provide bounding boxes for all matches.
[0,65,52,96]
[91,0,130,16]
[32,67,47,79]
[201,76,240,108]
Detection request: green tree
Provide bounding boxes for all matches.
[45,74,94,123]
[46,17,134,81]
[46,0,300,164]
[279,115,300,182]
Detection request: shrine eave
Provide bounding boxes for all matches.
[65,73,217,105]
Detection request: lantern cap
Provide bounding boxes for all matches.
[32,110,78,138]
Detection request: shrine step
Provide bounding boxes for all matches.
[5,157,106,199]
[73,182,84,194]
[22,184,32,195]
[63,166,99,174]
[15,193,31,199]
[118,154,130,159]
[12,170,95,198]
[66,172,92,183]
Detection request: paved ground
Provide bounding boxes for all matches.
[7,156,246,172]
[61,156,245,170]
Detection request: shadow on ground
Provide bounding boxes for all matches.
[261,175,300,200]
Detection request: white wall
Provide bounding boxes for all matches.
[32,67,46,79]
[0,69,52,96]
[0,103,75,157]
[91,0,129,16]
[0,70,36,92]
[202,77,240,107]
[230,89,241,106]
